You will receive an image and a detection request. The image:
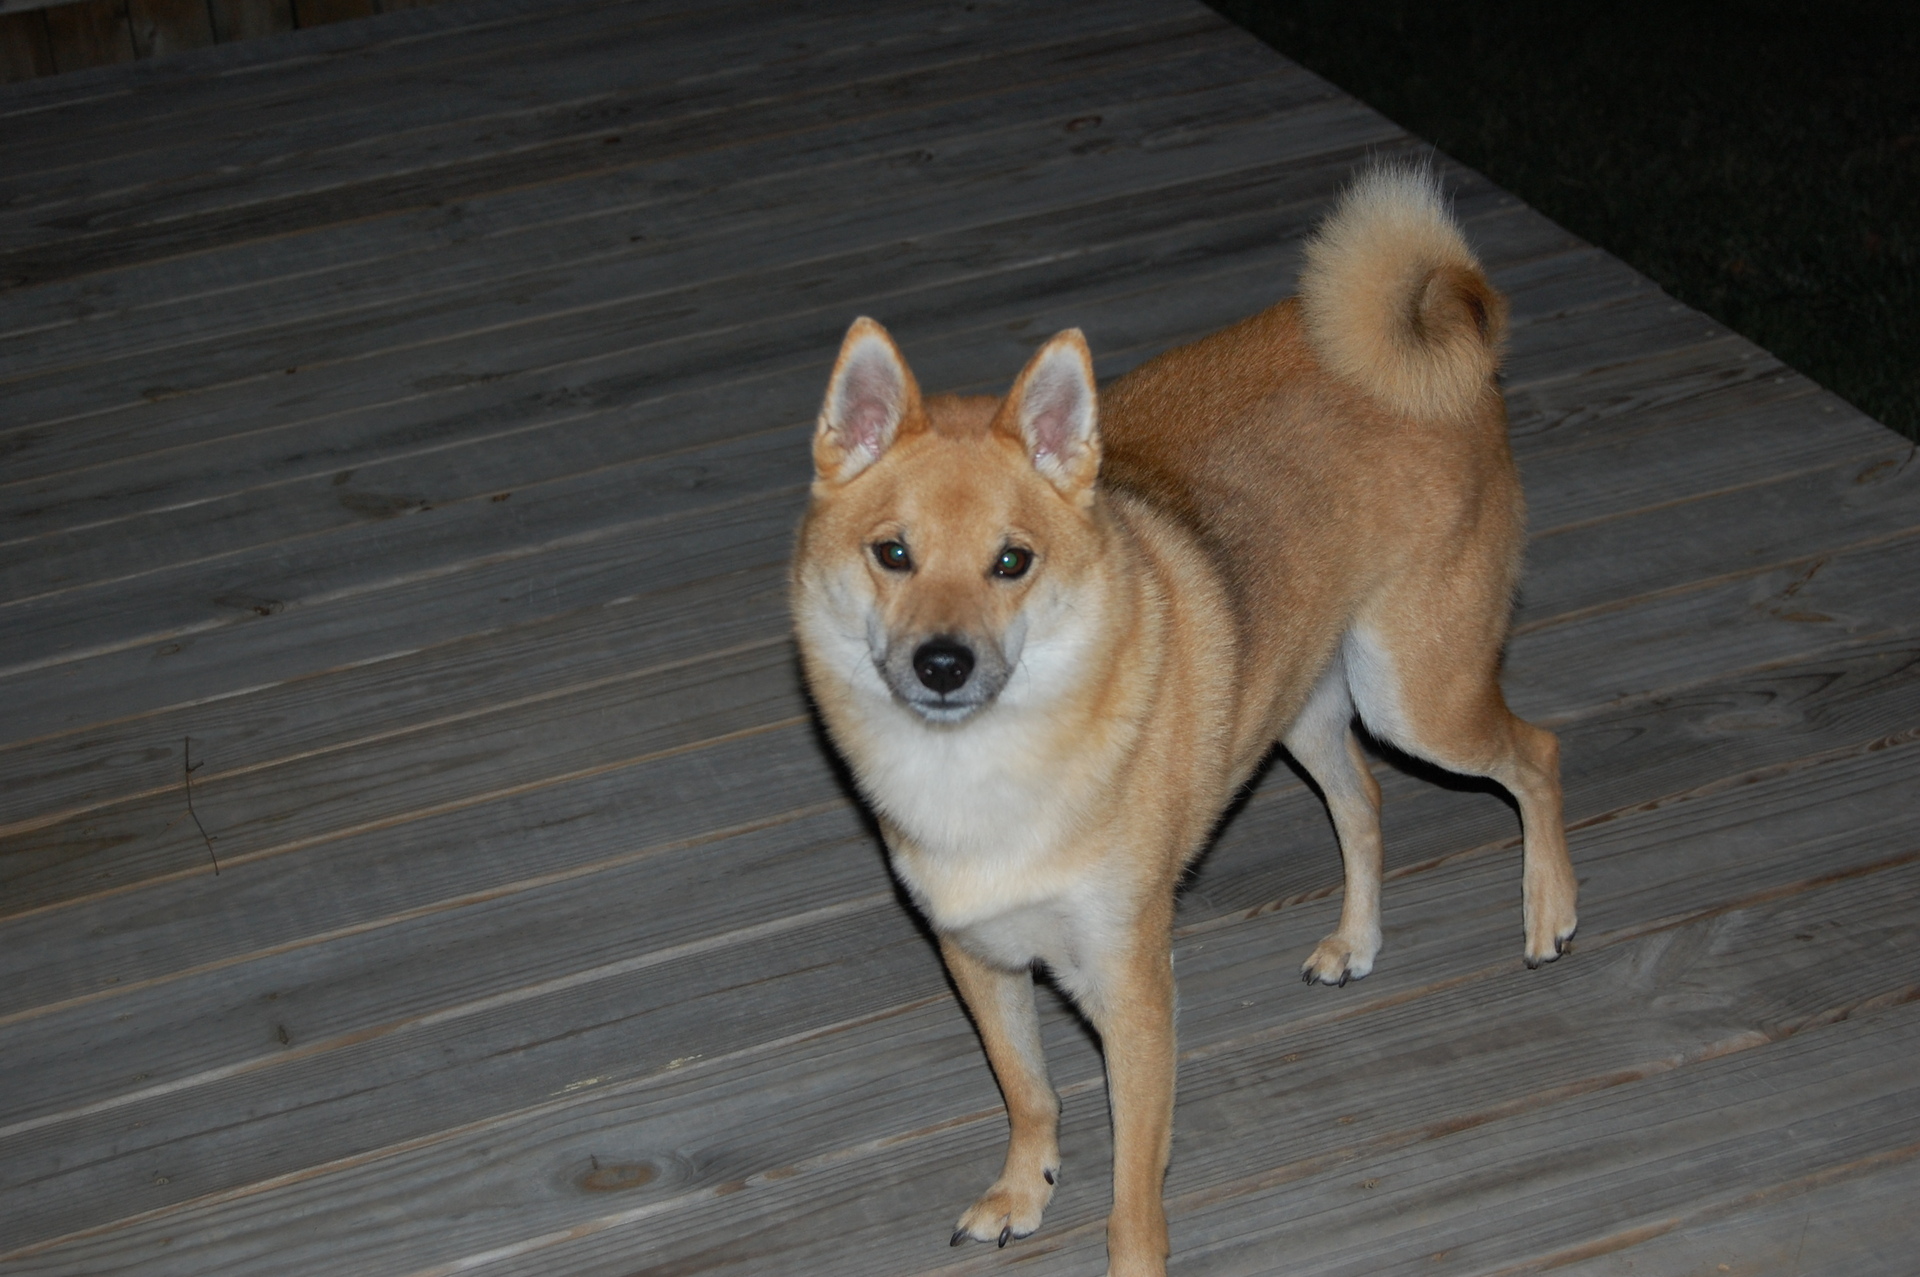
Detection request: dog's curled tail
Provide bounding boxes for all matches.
[1297,165,1507,420]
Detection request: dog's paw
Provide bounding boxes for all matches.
[1524,907,1578,968]
[1523,874,1578,968]
[1300,931,1377,987]
[950,1164,1057,1249]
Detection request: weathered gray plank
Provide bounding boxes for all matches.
[3,399,1904,917]
[7,618,1917,1154]
[0,561,789,825]
[0,0,880,184]
[5,5,1916,1275]
[0,229,1712,675]
[443,880,1920,1277]
[0,632,808,914]
[0,0,684,126]
[1504,526,1920,718]
[0,485,801,745]
[1514,440,1920,627]
[9,750,1912,1270]
[0,6,1234,286]
[1548,1146,1920,1276]
[0,81,1378,532]
[0,80,1382,460]
[0,675,827,920]
[0,349,1831,829]
[0,27,1294,372]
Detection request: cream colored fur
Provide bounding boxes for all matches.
[1297,166,1508,419]
[790,167,1576,1277]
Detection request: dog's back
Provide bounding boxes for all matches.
[1099,167,1524,775]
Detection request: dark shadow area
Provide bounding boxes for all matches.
[1209,0,1920,441]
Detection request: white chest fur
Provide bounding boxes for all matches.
[855,700,1125,970]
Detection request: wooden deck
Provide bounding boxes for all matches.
[2,2,1917,1272]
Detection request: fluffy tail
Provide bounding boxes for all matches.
[1297,165,1507,419]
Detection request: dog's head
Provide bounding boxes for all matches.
[793,318,1108,725]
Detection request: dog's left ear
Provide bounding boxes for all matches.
[1002,329,1100,506]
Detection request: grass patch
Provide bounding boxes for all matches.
[1210,0,1920,441]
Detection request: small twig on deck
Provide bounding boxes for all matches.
[184,736,219,876]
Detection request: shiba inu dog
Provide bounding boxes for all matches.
[789,167,1578,1277]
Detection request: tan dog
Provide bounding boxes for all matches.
[789,167,1578,1277]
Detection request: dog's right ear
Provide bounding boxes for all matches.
[815,317,922,485]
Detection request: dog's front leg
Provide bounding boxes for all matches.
[1086,927,1176,1277]
[940,937,1061,1247]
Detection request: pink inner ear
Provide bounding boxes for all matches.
[1022,357,1091,462]
[843,397,892,455]
[835,349,904,455]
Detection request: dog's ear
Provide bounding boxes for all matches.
[815,317,922,484]
[1003,329,1100,506]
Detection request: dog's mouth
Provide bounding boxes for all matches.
[905,698,984,724]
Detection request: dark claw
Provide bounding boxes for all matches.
[1525,956,1542,970]
[1301,970,1313,984]
[1555,935,1571,956]
[1337,970,1349,988]
[951,1229,969,1247]
[998,1226,1012,1249]
[1043,1168,1056,1185]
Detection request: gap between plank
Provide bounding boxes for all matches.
[0,481,808,682]
[11,598,1915,1027]
[1525,445,1902,542]
[0,36,1286,357]
[1476,1138,1920,1276]
[0,713,813,928]
[2,112,1396,448]
[391,862,1920,1277]
[1509,522,1920,639]
[0,988,955,1265]
[12,848,1909,1269]
[0,633,791,838]
[7,724,1914,1184]
[0,9,1226,294]
[0,884,889,1145]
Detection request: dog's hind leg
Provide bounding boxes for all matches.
[1346,612,1578,968]
[1285,652,1385,985]
[940,938,1061,1247]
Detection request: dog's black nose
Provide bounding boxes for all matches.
[913,638,974,694]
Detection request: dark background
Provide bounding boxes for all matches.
[1209,0,1920,442]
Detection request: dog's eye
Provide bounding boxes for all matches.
[872,540,912,572]
[992,546,1033,579]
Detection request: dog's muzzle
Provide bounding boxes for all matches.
[878,632,1009,722]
